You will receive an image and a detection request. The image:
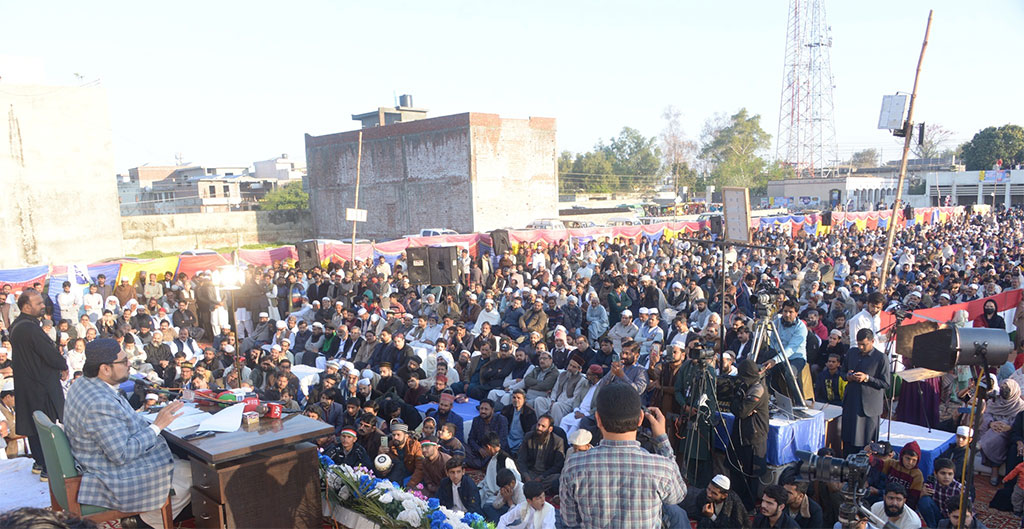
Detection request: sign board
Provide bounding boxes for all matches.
[345,208,367,222]
[722,187,751,244]
[878,95,908,130]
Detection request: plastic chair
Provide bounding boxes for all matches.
[33,411,173,528]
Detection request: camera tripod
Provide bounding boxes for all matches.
[678,356,717,487]
[748,311,808,407]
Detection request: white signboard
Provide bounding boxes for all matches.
[345,208,367,222]
[878,94,908,130]
[722,187,751,244]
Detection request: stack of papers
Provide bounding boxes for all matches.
[143,405,213,432]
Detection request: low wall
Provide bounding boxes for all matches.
[121,209,312,254]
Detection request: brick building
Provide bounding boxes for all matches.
[304,111,558,240]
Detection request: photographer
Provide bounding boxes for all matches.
[730,358,770,509]
[675,336,718,488]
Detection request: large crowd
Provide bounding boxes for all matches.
[4,205,1024,529]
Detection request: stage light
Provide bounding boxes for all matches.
[911,327,1012,372]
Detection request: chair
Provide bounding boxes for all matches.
[33,411,174,528]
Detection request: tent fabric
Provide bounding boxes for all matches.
[0,265,49,292]
[116,257,180,284]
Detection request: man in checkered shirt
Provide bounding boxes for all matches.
[558,382,689,528]
[64,339,192,528]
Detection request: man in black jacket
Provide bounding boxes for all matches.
[327,428,373,469]
[684,474,750,529]
[731,358,770,509]
[780,472,823,529]
[500,390,538,456]
[516,414,565,495]
[10,289,68,478]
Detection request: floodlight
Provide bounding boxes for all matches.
[911,327,1011,372]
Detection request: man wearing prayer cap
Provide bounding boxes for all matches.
[425,391,465,442]
[685,473,749,529]
[63,338,194,527]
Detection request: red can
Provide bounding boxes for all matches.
[266,402,282,419]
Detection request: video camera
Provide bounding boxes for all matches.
[753,283,781,319]
[687,341,717,361]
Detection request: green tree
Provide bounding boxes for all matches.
[960,124,1024,170]
[259,181,309,210]
[600,127,663,191]
[699,108,772,189]
[850,148,879,168]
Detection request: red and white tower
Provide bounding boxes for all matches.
[776,0,838,178]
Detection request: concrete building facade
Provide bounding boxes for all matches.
[917,169,1024,208]
[765,175,899,211]
[0,84,124,267]
[305,112,558,239]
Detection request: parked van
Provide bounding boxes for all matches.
[526,219,567,230]
[605,217,642,227]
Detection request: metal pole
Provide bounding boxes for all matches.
[720,243,728,355]
[350,131,363,263]
[879,10,933,289]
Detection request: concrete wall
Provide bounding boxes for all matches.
[0,84,124,267]
[305,112,557,239]
[306,114,475,239]
[470,115,558,231]
[120,209,312,254]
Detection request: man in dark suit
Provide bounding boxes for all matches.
[9,288,68,479]
[841,328,890,456]
[736,273,756,318]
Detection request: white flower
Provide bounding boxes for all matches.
[401,498,421,512]
[338,487,351,501]
[374,480,393,492]
[396,508,422,525]
[379,492,393,504]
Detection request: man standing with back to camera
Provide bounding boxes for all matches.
[559,383,688,528]
[10,288,67,481]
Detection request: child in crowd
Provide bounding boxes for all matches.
[1002,457,1024,516]
[869,440,924,509]
[918,458,964,528]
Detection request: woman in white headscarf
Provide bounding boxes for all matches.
[979,378,1024,485]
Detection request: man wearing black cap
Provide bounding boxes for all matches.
[730,358,770,509]
[9,288,67,480]
[63,338,191,528]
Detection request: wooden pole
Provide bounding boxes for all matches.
[879,10,933,289]
[350,131,363,263]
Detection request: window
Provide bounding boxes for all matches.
[223,185,230,196]
[209,185,217,197]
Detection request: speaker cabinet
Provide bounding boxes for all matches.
[708,216,722,236]
[490,229,510,255]
[821,211,833,226]
[295,241,320,271]
[406,247,431,285]
[428,246,459,286]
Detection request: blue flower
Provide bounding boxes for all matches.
[442,523,453,529]
[428,498,440,510]
[430,510,446,522]
[318,454,334,467]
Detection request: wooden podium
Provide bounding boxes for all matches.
[162,413,333,529]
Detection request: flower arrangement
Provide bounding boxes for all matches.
[320,456,495,529]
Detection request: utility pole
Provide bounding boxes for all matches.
[878,10,933,289]
[350,131,363,262]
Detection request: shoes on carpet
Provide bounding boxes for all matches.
[39,469,48,482]
[31,463,42,474]
[989,474,1000,486]
[119,515,155,529]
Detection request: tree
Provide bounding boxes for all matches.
[699,108,772,189]
[912,123,956,160]
[660,106,699,194]
[850,148,879,168]
[959,124,1024,170]
[259,181,309,210]
[558,127,662,193]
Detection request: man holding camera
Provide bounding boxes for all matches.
[730,358,770,509]
[675,336,718,488]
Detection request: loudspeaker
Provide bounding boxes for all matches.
[428,246,459,286]
[821,211,833,226]
[490,229,510,255]
[708,216,722,236]
[406,247,431,285]
[295,241,320,271]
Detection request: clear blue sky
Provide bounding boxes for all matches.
[2,0,1022,170]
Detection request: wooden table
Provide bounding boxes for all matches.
[162,413,334,529]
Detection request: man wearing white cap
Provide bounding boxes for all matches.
[684,474,749,529]
[607,310,638,354]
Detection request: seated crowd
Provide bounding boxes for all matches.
[4,205,1024,528]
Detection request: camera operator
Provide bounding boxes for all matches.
[762,300,809,401]
[730,358,770,509]
[675,335,719,487]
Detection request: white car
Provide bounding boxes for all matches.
[179,249,219,256]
